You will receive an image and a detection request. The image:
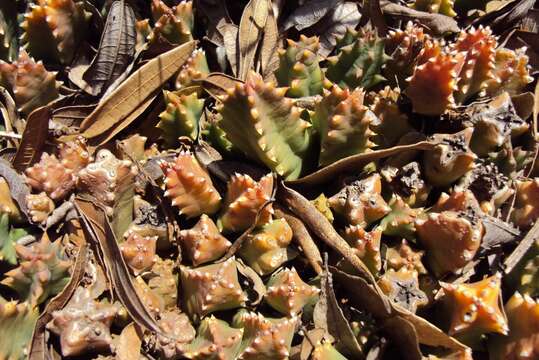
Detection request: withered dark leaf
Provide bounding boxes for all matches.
[282,0,341,31]
[83,0,136,96]
[12,106,51,172]
[380,1,460,34]
[314,260,364,358]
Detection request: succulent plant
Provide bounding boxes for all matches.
[379,195,418,240]
[439,274,508,340]
[120,230,157,275]
[311,341,349,360]
[274,35,324,97]
[128,195,168,249]
[312,85,376,166]
[489,292,539,360]
[485,47,534,97]
[311,193,334,223]
[25,153,76,201]
[406,27,499,115]
[369,87,412,148]
[405,50,459,115]
[180,257,246,317]
[218,72,312,180]
[2,236,71,305]
[157,91,204,146]
[328,174,391,227]
[378,267,428,313]
[219,173,273,233]
[382,162,431,207]
[264,267,319,315]
[161,151,222,218]
[184,315,244,360]
[411,0,457,17]
[77,149,137,216]
[416,210,483,277]
[238,217,294,275]
[511,178,539,229]
[149,0,194,46]
[58,136,92,172]
[47,286,120,357]
[0,213,28,265]
[234,311,298,359]
[423,129,476,187]
[384,22,435,86]
[145,257,178,310]
[21,0,91,64]
[179,214,231,266]
[152,309,196,358]
[451,26,497,104]
[326,28,389,90]
[343,225,382,274]
[0,299,39,360]
[26,192,55,224]
[0,50,61,115]
[134,275,164,315]
[175,48,210,88]
[386,240,427,276]
[0,177,22,223]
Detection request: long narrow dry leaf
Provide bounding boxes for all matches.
[282,0,341,31]
[201,72,244,99]
[28,244,89,360]
[75,197,164,335]
[276,182,390,310]
[12,106,51,172]
[80,41,196,139]
[275,207,323,274]
[259,6,280,80]
[238,0,269,80]
[222,23,239,77]
[83,0,136,96]
[533,80,539,138]
[287,141,436,186]
[314,261,364,357]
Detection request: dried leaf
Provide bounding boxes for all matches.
[478,215,520,256]
[275,207,323,275]
[283,0,341,31]
[116,323,142,360]
[314,260,364,357]
[315,2,362,57]
[259,7,280,80]
[472,0,535,34]
[534,80,539,137]
[79,41,196,139]
[381,1,460,34]
[238,0,269,80]
[504,219,539,274]
[74,197,163,335]
[28,244,89,360]
[83,0,136,96]
[0,158,30,217]
[235,259,266,306]
[222,23,239,76]
[51,104,96,131]
[287,141,436,186]
[0,87,19,141]
[367,0,388,36]
[381,317,421,360]
[276,182,390,307]
[201,72,244,99]
[12,106,51,172]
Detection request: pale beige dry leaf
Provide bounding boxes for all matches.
[259,6,280,80]
[80,41,196,139]
[116,323,142,360]
[238,0,269,80]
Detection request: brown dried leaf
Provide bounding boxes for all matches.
[28,244,89,360]
[201,72,244,99]
[80,41,196,139]
[287,141,436,187]
[83,0,136,96]
[116,323,142,360]
[380,1,459,34]
[0,158,30,217]
[259,6,280,80]
[235,258,266,306]
[314,260,364,357]
[314,2,362,57]
[282,0,341,31]
[74,197,163,335]
[238,0,269,80]
[222,23,239,76]
[472,0,535,34]
[12,106,51,172]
